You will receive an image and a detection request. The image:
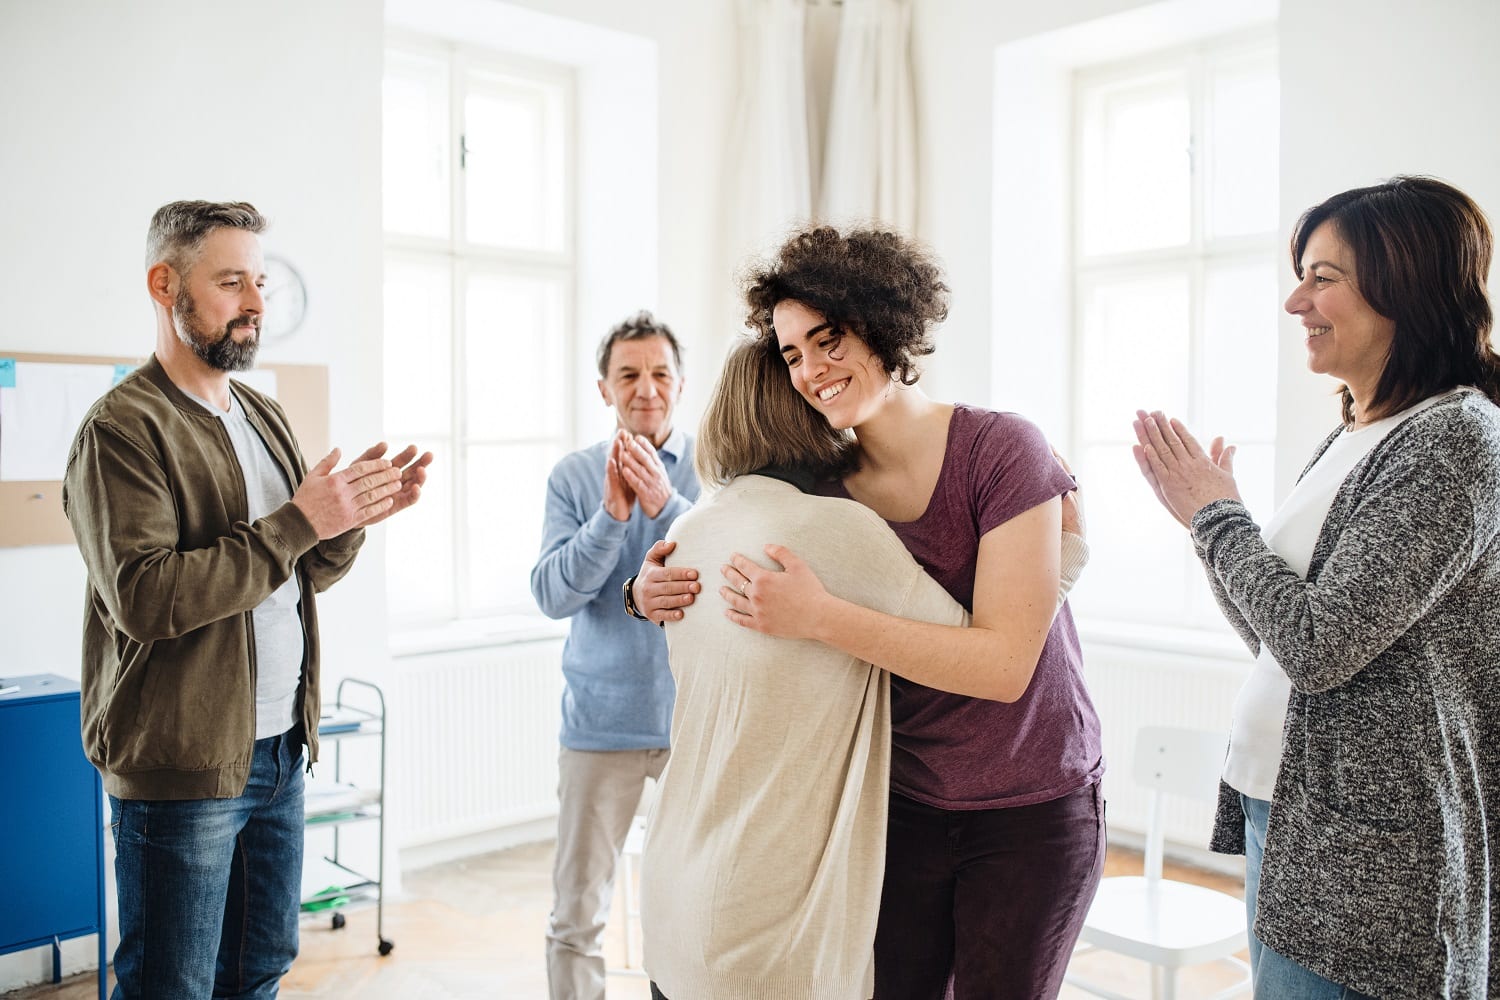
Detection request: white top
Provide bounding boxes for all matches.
[1223,394,1446,800]
[185,385,305,739]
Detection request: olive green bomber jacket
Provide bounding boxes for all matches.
[61,355,365,800]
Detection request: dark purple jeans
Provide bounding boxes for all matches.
[874,781,1105,1000]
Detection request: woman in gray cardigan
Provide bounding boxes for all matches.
[1132,176,1500,1000]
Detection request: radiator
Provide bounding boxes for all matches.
[1080,637,1249,852]
[385,638,565,848]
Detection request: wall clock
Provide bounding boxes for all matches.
[263,253,309,342]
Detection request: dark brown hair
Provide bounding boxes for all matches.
[1291,175,1499,423]
[695,337,856,487]
[743,226,949,385]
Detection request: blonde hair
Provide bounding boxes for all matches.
[695,337,856,487]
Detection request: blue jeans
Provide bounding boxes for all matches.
[110,728,305,1000]
[1241,793,1374,1000]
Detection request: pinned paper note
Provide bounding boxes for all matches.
[112,364,134,385]
[0,361,117,481]
[233,369,279,399]
[0,358,14,388]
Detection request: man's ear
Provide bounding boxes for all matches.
[146,262,176,310]
[597,378,611,405]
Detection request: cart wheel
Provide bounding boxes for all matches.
[378,938,395,957]
[331,912,346,930]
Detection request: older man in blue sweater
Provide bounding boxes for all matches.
[530,311,699,1000]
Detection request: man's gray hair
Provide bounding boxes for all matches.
[146,200,267,273]
[596,310,683,377]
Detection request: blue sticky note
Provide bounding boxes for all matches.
[0,357,14,388]
[112,364,133,385]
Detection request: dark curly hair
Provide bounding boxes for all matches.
[743,227,950,385]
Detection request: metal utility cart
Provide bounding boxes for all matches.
[302,677,393,956]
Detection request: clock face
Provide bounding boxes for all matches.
[262,254,308,342]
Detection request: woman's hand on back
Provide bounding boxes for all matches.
[1051,447,1085,540]
[720,544,832,639]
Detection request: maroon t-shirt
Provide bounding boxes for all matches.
[824,404,1104,809]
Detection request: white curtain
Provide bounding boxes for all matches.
[724,0,816,267]
[818,0,917,233]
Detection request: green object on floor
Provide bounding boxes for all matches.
[302,886,352,912]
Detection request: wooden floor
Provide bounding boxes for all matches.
[8,842,1248,999]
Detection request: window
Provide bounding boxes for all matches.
[382,40,574,627]
[1068,34,1279,633]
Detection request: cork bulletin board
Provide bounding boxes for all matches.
[0,351,328,547]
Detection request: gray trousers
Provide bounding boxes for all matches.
[546,745,668,1000]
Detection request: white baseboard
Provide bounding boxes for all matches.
[399,816,557,874]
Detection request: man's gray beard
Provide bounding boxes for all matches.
[174,289,260,372]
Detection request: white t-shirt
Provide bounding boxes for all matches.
[1222,394,1450,800]
[185,386,305,739]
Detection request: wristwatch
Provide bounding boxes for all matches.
[622,575,653,622]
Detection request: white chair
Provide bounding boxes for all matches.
[1065,726,1251,1000]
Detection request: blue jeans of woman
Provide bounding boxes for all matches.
[1242,793,1374,1000]
[109,728,305,1000]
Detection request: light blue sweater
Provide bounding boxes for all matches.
[529,428,698,750]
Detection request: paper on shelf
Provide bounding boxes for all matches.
[304,777,379,818]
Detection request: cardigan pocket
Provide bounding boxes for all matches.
[1298,654,1428,832]
[1260,782,1439,988]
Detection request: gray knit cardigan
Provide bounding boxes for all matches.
[1194,389,1500,1000]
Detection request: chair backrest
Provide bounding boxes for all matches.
[1132,726,1229,799]
[1131,726,1229,881]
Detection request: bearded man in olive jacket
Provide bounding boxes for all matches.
[62,200,431,1000]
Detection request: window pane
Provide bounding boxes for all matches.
[1078,272,1190,440]
[384,256,453,437]
[1201,259,1279,441]
[463,271,567,441]
[386,448,455,625]
[1081,74,1191,255]
[464,72,567,251]
[1069,444,1190,621]
[1207,54,1278,239]
[464,443,564,614]
[383,50,451,240]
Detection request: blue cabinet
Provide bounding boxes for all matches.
[0,674,107,999]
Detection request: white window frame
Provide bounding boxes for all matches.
[383,34,577,630]
[1068,29,1279,638]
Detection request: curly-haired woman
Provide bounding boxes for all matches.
[638,227,1104,998]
